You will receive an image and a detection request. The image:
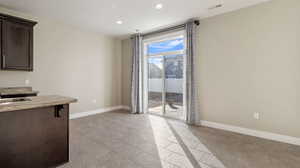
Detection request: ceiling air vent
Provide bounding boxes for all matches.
[208,4,223,10]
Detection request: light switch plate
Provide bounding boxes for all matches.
[25,79,30,85]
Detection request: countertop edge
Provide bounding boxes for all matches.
[0,95,78,113]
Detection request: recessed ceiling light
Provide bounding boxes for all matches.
[155,3,163,9]
[116,20,123,24]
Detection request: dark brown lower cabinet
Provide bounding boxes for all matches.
[0,104,69,168]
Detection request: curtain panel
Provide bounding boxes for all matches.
[185,20,198,124]
[130,34,144,114]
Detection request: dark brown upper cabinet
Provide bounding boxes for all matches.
[0,14,37,71]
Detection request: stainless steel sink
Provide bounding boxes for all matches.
[0,98,31,104]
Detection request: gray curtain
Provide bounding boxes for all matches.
[131,34,144,114]
[185,20,198,124]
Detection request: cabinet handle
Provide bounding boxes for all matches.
[54,105,64,118]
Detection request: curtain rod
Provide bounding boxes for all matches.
[132,20,200,38]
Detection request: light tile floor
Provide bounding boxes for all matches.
[149,104,183,119]
[58,110,300,168]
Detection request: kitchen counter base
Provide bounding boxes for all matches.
[0,104,70,168]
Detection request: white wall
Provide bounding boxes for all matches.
[121,39,132,107]
[197,0,300,138]
[0,7,122,114]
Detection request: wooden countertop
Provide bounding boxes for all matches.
[0,95,77,113]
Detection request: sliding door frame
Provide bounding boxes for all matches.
[143,30,187,120]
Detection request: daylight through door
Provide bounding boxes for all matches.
[144,32,185,120]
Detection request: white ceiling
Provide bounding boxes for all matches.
[0,0,270,37]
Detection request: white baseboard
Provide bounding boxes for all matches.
[69,106,300,146]
[121,106,131,111]
[70,105,128,119]
[199,120,300,146]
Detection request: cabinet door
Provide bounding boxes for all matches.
[29,105,69,168]
[0,109,32,168]
[2,20,33,71]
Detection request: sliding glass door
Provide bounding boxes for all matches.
[164,54,184,118]
[144,31,185,120]
[148,56,164,116]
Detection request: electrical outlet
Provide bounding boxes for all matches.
[92,99,97,104]
[254,112,260,120]
[25,79,30,85]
